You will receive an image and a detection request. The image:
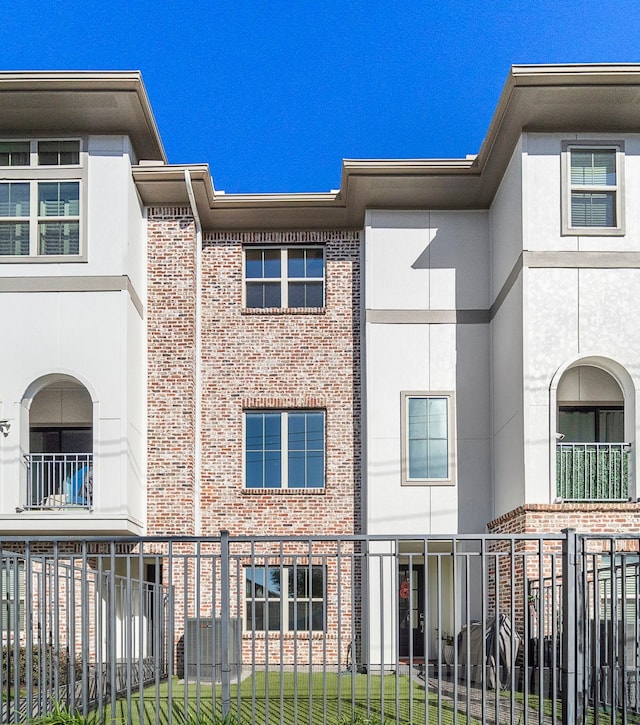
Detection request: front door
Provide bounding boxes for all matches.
[398,563,425,659]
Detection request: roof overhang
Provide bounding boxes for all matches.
[134,63,640,230]
[0,71,166,162]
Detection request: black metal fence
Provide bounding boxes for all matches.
[0,530,638,725]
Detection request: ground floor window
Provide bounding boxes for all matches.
[245,564,325,632]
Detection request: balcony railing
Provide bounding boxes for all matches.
[556,442,630,502]
[24,453,93,510]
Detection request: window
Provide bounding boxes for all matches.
[245,565,325,632]
[559,406,624,443]
[244,247,324,308]
[0,139,82,258]
[1,560,25,631]
[245,410,325,489]
[562,143,624,234]
[401,392,455,485]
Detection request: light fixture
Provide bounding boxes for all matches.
[0,420,10,437]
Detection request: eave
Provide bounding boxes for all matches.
[0,71,166,163]
[134,63,640,231]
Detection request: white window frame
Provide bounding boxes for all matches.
[243,246,325,309]
[401,391,456,486]
[243,563,326,633]
[0,138,86,261]
[243,409,326,490]
[561,141,625,236]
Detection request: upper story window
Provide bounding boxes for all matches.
[401,392,456,486]
[0,140,83,259]
[245,410,325,490]
[244,247,324,309]
[562,142,624,236]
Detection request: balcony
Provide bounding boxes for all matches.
[556,443,630,502]
[24,453,93,510]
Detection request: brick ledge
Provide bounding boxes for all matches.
[488,501,640,530]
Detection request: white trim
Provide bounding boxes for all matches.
[242,245,325,309]
[561,141,625,236]
[400,391,456,486]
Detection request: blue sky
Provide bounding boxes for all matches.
[2,2,640,193]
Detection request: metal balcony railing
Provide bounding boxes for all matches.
[556,442,630,502]
[24,453,93,510]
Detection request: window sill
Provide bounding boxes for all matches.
[561,227,625,237]
[242,307,326,316]
[242,488,325,496]
[401,480,456,487]
[0,254,86,263]
[242,631,329,640]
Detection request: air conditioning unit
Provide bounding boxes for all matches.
[184,617,240,682]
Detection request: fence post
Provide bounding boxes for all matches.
[220,530,231,719]
[562,528,577,725]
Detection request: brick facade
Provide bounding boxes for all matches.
[146,219,361,663]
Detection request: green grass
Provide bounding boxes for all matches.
[103,672,480,725]
[513,689,640,725]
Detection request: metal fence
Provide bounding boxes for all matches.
[0,530,639,725]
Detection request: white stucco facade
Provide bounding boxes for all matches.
[0,134,146,534]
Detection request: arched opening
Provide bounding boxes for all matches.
[25,377,93,509]
[555,363,631,501]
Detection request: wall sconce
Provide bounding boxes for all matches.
[0,420,10,437]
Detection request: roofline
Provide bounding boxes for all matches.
[132,63,640,230]
[0,70,167,163]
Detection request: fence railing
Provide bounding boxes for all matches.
[23,453,93,509]
[1,531,639,725]
[556,442,630,501]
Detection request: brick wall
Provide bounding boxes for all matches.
[147,208,197,535]
[198,230,361,538]
[146,220,361,663]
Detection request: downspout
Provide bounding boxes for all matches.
[184,170,202,536]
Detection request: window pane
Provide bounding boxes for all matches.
[265,568,282,598]
[39,182,79,217]
[289,601,310,631]
[38,141,80,165]
[245,451,263,488]
[288,413,306,451]
[307,451,324,488]
[289,568,308,598]
[408,398,428,439]
[289,282,323,308]
[427,438,448,478]
[306,249,324,278]
[245,414,263,451]
[409,438,428,479]
[264,451,281,488]
[0,183,29,217]
[311,568,324,597]
[287,249,306,278]
[571,192,615,227]
[0,142,29,166]
[0,223,29,255]
[264,413,281,449]
[571,149,615,186]
[287,248,324,279]
[246,282,280,308]
[288,451,305,488]
[38,222,80,255]
[427,398,448,439]
[599,410,624,443]
[245,249,263,278]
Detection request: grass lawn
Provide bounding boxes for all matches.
[106,671,480,725]
[513,690,640,725]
